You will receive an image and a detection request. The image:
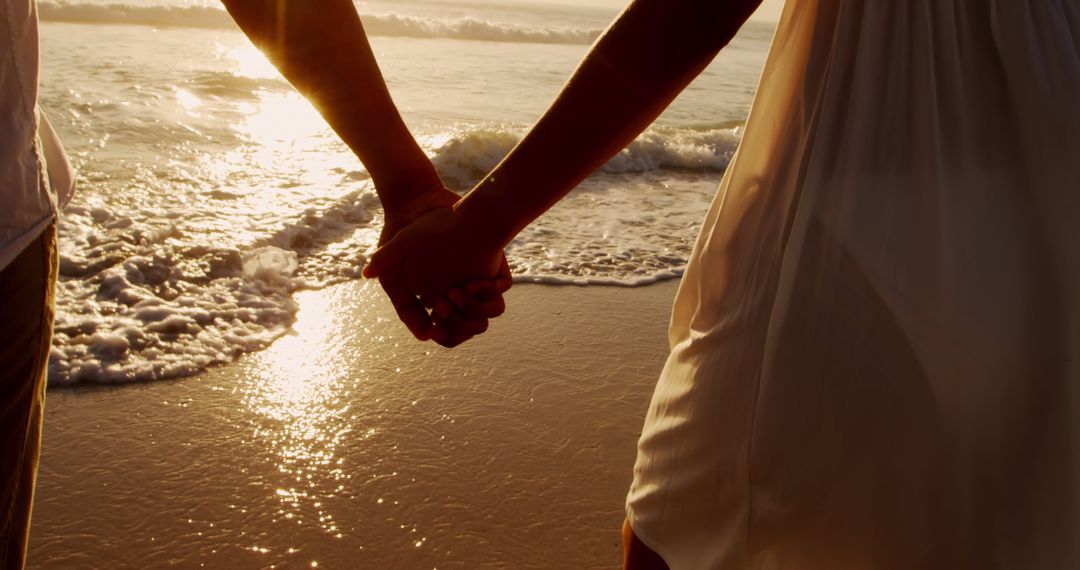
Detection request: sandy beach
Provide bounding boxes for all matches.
[28,280,677,569]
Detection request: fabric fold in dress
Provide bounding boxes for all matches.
[626,1,1080,567]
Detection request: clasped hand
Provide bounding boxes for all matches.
[365,190,509,348]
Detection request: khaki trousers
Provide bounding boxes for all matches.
[0,225,57,569]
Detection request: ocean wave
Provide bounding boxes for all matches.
[426,125,742,188]
[188,71,288,98]
[49,124,734,384]
[37,2,602,44]
[38,1,236,29]
[364,13,599,44]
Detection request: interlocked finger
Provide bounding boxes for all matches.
[379,271,433,341]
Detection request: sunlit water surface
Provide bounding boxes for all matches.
[38,0,771,382]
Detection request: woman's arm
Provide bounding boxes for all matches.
[364,0,762,291]
[458,0,763,245]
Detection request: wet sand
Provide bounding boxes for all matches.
[28,280,677,569]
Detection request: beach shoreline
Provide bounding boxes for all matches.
[30,279,677,569]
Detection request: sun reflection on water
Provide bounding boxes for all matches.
[190,37,387,543]
[225,43,280,80]
[186,43,365,245]
[243,290,362,538]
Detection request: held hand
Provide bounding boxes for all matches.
[364,206,510,346]
[375,187,510,345]
[429,260,512,347]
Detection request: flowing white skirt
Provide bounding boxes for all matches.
[626,1,1080,568]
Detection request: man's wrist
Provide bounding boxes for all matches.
[374,163,446,216]
[454,177,519,249]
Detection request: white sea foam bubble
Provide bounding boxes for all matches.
[50,204,349,385]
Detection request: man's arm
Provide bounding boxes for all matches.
[220,0,439,210]
[222,0,509,346]
[364,0,762,289]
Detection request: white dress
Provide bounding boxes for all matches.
[626,1,1080,568]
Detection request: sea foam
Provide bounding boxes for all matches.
[48,124,737,385]
[51,206,303,384]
